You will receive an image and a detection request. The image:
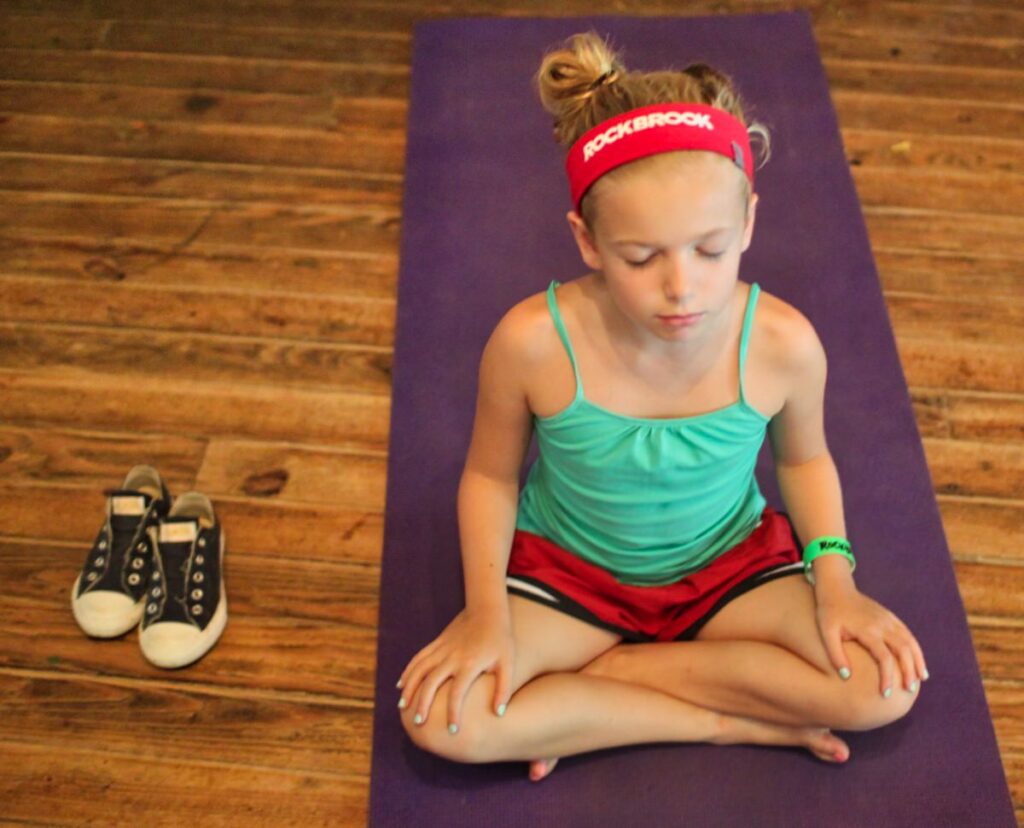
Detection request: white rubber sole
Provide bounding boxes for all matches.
[70,575,144,638]
[138,527,227,669]
[138,589,228,669]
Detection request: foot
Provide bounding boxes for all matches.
[718,714,850,763]
[528,756,560,781]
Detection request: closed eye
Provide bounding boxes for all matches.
[625,250,726,268]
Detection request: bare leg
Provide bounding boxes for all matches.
[406,668,850,782]
[580,580,913,731]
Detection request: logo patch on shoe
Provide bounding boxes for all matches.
[111,495,147,515]
[159,521,198,543]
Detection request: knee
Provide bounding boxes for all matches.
[830,645,920,731]
[399,674,493,763]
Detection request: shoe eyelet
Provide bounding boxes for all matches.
[147,603,157,614]
[192,572,204,583]
[94,556,105,567]
[191,605,203,616]
[131,558,145,570]
[151,587,162,598]
[198,538,206,548]
[136,542,146,551]
[86,571,99,582]
[98,540,107,550]
[128,573,140,586]
[152,571,161,581]
[191,588,203,600]
[195,554,205,566]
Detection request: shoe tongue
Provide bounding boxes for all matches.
[109,489,152,516]
[159,517,199,544]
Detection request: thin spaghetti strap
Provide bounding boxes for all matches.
[737,282,760,404]
[546,280,584,401]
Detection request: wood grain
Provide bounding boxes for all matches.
[1,1,1021,824]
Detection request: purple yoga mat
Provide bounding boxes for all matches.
[369,11,1015,826]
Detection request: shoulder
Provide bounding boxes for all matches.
[480,282,560,381]
[752,286,826,382]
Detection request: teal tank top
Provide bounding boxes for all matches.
[515,279,771,587]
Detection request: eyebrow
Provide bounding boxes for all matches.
[612,227,732,247]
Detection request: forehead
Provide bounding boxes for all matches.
[591,152,747,238]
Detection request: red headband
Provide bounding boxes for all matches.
[565,102,754,214]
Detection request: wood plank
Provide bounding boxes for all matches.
[844,129,1024,178]
[816,25,1024,71]
[923,438,1024,500]
[0,480,385,566]
[885,292,1024,347]
[0,233,398,298]
[0,192,400,255]
[938,496,1024,563]
[969,625,1024,684]
[0,16,410,65]
[195,438,387,505]
[0,423,205,487]
[825,57,1024,104]
[873,249,1023,300]
[851,166,1024,216]
[0,80,409,131]
[956,561,1024,625]
[0,670,371,776]
[0,113,406,174]
[0,279,396,347]
[0,319,393,390]
[0,539,382,698]
[0,369,391,451]
[0,741,367,827]
[897,337,1024,395]
[985,680,1024,755]
[0,46,410,96]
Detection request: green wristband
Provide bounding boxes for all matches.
[803,536,855,585]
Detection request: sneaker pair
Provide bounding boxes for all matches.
[70,465,228,669]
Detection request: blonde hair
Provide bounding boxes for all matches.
[534,30,771,231]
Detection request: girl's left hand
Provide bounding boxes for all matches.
[814,584,929,697]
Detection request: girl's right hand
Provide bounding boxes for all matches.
[397,604,515,735]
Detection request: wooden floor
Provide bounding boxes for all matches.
[0,0,1021,824]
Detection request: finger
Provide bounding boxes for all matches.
[909,633,929,682]
[398,656,435,713]
[895,638,919,693]
[399,638,444,690]
[863,635,896,698]
[493,656,511,717]
[411,663,451,727]
[447,669,481,735]
[820,621,852,680]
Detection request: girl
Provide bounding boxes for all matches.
[397,30,928,782]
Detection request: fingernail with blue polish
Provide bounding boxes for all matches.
[414,713,423,725]
[448,723,458,735]
[396,678,403,689]
[839,667,851,680]
[497,703,507,717]
[907,680,918,693]
[923,669,930,681]
[398,697,407,709]
[883,686,892,699]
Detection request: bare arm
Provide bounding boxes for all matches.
[396,300,540,727]
[768,306,928,691]
[458,303,537,617]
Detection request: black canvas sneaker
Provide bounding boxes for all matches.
[71,465,173,638]
[138,492,227,669]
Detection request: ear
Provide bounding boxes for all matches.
[740,192,759,253]
[566,210,604,271]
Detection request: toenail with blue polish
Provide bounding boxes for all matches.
[839,667,851,680]
[414,713,423,725]
[448,723,458,735]
[883,686,892,699]
[497,703,506,717]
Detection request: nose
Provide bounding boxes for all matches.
[661,252,692,303]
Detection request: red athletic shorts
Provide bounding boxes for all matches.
[506,506,804,642]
